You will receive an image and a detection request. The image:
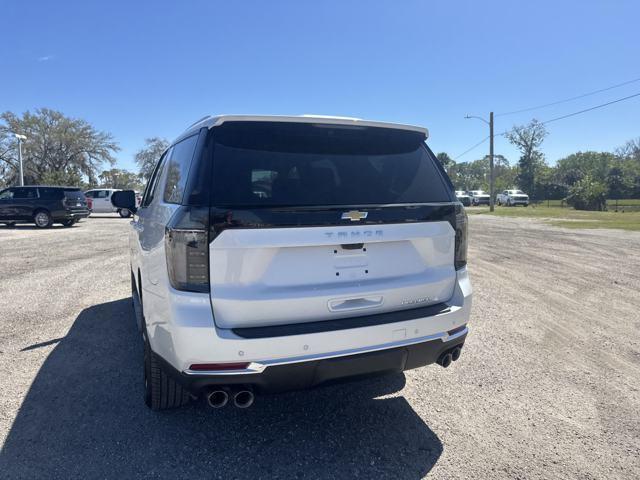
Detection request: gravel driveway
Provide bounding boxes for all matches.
[1,214,639,479]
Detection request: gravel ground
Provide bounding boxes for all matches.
[0,214,639,479]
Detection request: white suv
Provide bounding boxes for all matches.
[112,115,472,410]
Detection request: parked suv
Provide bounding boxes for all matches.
[113,115,472,410]
[0,185,89,228]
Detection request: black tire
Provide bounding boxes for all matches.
[61,219,76,227]
[137,277,190,411]
[33,209,53,228]
[143,329,191,410]
[118,209,132,218]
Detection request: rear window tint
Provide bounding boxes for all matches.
[63,189,85,201]
[211,122,450,206]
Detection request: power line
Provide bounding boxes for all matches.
[495,76,640,117]
[540,91,640,125]
[454,135,489,160]
[456,89,640,161]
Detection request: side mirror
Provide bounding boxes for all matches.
[111,190,138,213]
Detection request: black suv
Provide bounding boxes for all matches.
[0,186,90,228]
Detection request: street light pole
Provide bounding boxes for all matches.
[489,112,494,212]
[464,113,495,212]
[13,133,27,186]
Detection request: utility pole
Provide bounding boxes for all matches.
[464,113,495,211]
[14,134,27,186]
[489,112,494,212]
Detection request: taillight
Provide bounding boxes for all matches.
[165,206,210,293]
[454,203,468,270]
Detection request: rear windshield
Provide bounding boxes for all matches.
[63,189,85,201]
[211,122,451,207]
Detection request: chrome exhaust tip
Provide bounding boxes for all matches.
[207,390,229,408]
[233,389,255,409]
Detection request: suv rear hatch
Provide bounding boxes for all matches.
[62,189,87,206]
[207,121,461,329]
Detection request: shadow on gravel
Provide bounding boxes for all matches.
[0,224,69,230]
[1,299,442,479]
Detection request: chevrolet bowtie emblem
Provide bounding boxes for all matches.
[341,210,368,222]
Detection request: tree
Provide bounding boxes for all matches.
[565,175,607,211]
[534,165,567,200]
[555,151,614,184]
[606,165,626,200]
[436,152,456,183]
[135,137,169,181]
[454,158,488,191]
[436,152,455,169]
[505,119,548,199]
[616,137,640,162]
[0,108,119,186]
[615,138,640,197]
[98,168,143,190]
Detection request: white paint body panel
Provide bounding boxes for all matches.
[209,222,456,328]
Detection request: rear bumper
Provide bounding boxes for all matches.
[55,208,90,220]
[144,268,472,392]
[166,329,467,394]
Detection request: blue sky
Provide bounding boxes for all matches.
[2,0,639,172]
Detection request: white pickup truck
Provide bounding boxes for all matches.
[496,189,529,207]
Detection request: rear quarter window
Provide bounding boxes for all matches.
[38,188,64,200]
[163,135,198,204]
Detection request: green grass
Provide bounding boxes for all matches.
[466,204,640,231]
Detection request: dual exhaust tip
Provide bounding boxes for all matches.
[437,346,462,368]
[207,388,254,409]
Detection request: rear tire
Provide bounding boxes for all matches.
[119,209,132,218]
[143,330,191,410]
[33,210,53,228]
